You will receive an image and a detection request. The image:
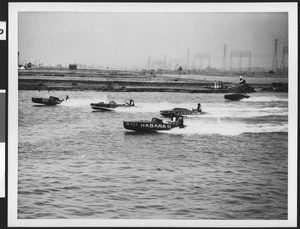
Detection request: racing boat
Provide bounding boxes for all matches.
[123,117,184,132]
[32,96,65,105]
[224,93,250,101]
[91,99,135,111]
[160,103,202,117]
[160,108,202,117]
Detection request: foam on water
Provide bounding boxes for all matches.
[60,99,91,107]
[60,95,109,107]
[116,102,288,119]
[165,119,246,136]
[246,96,288,102]
[117,102,180,113]
[165,118,288,136]
[244,123,288,133]
[42,93,288,137]
[203,106,288,118]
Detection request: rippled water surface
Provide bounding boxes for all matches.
[18,90,288,219]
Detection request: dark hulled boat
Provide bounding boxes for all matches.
[123,117,184,132]
[160,103,202,117]
[90,99,135,111]
[90,101,119,111]
[160,108,202,117]
[224,93,250,101]
[32,96,64,105]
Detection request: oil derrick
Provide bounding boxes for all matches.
[238,53,242,71]
[271,39,279,73]
[229,51,251,72]
[221,45,227,72]
[147,56,151,69]
[163,55,167,70]
[152,59,165,70]
[248,52,252,72]
[192,53,211,70]
[280,46,288,73]
[168,58,184,70]
[186,48,190,70]
[192,53,200,69]
[207,54,211,68]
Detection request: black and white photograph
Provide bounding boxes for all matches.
[6,2,297,228]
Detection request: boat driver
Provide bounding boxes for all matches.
[176,116,184,126]
[239,75,246,85]
[197,103,201,111]
[171,115,177,124]
[129,99,134,106]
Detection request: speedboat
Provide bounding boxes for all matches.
[32,96,65,105]
[160,103,202,117]
[160,107,202,117]
[224,93,250,101]
[123,117,184,132]
[91,99,135,111]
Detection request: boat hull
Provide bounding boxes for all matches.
[224,93,250,101]
[32,97,63,105]
[123,121,181,132]
[160,108,201,117]
[90,101,133,111]
[91,105,115,111]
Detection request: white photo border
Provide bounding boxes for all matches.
[8,2,298,227]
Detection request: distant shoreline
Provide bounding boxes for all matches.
[18,69,288,93]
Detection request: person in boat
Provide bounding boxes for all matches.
[171,115,177,124]
[109,101,117,105]
[239,75,246,85]
[197,103,202,111]
[175,116,184,126]
[66,95,69,100]
[192,103,202,112]
[129,99,134,106]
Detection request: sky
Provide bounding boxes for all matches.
[18,10,288,69]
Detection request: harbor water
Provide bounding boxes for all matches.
[18,90,288,219]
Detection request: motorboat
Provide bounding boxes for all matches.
[224,93,250,101]
[160,108,202,117]
[32,96,65,105]
[123,117,184,132]
[160,103,202,117]
[90,99,135,111]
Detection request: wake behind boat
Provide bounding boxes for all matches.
[123,116,184,132]
[91,99,135,111]
[224,93,250,101]
[32,96,68,105]
[160,103,202,117]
